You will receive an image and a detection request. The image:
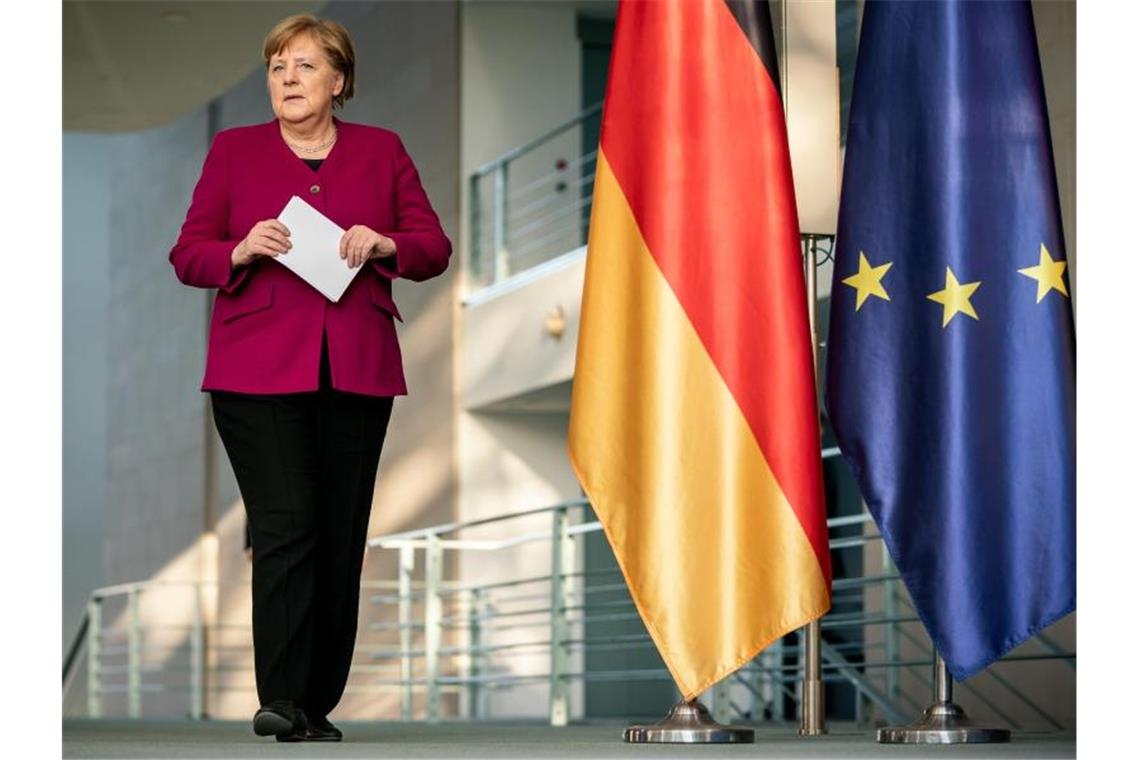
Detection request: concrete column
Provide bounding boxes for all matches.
[782,0,840,238]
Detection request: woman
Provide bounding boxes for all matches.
[169,14,450,742]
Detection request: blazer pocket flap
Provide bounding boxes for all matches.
[221,283,275,323]
[368,282,404,322]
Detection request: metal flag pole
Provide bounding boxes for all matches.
[799,233,828,737]
[799,620,826,735]
[877,655,1010,744]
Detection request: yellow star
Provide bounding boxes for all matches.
[841,251,893,311]
[927,267,981,327]
[1018,243,1069,303]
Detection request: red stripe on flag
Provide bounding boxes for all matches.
[600,0,830,575]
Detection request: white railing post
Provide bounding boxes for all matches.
[189,583,205,720]
[424,536,443,723]
[86,597,102,718]
[127,587,141,718]
[549,507,573,726]
[760,640,781,719]
[470,173,484,284]
[711,678,733,725]
[883,548,899,703]
[492,162,509,283]
[468,587,485,720]
[398,544,415,721]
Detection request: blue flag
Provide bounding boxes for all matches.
[826,0,1075,680]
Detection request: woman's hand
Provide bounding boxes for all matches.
[232,220,292,268]
[340,225,396,269]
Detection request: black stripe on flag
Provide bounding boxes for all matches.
[724,0,782,95]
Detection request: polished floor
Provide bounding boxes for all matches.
[63,720,1074,759]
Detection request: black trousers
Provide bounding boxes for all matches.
[210,334,394,716]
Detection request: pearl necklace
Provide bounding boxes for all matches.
[285,126,337,154]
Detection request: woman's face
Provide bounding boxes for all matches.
[267,34,344,125]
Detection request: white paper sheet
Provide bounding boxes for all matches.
[274,195,362,302]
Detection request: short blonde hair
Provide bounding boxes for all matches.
[262,14,355,110]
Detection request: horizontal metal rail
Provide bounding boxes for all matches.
[80,486,1074,728]
[369,498,590,548]
[471,102,603,179]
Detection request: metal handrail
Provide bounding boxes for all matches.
[369,498,590,548]
[360,487,1073,729]
[469,101,604,290]
[75,524,1075,726]
[508,160,597,215]
[471,102,603,180]
[63,612,89,687]
[73,401,1070,726]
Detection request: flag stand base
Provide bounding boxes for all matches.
[877,701,1011,744]
[623,700,754,743]
[879,656,1010,744]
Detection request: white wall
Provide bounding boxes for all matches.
[62,133,112,656]
[461,251,584,410]
[455,4,591,717]
[104,109,215,593]
[784,0,840,238]
[99,109,219,717]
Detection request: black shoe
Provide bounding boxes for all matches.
[305,715,343,742]
[275,708,309,743]
[253,700,307,741]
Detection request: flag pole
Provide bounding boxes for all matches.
[798,234,827,737]
[799,621,825,735]
[877,655,1010,744]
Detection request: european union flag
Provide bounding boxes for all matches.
[825,0,1075,680]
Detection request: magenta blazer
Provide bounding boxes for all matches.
[169,116,451,397]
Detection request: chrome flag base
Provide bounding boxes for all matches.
[877,701,1011,744]
[623,701,755,744]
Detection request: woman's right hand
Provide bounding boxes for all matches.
[231,219,291,268]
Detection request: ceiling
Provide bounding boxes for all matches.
[63,1,325,132]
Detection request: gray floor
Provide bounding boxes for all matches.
[63,720,1075,759]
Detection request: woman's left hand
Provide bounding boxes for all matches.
[339,224,396,268]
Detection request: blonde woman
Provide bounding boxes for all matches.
[169,14,450,742]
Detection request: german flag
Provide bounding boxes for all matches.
[568,0,831,699]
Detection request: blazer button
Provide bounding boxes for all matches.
[309,184,321,194]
